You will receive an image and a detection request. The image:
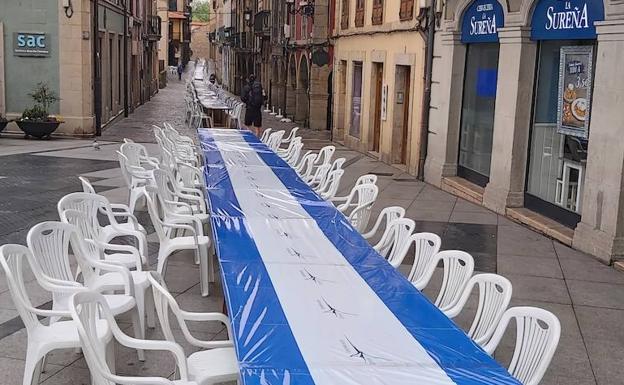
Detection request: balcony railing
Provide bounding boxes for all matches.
[146,15,162,40]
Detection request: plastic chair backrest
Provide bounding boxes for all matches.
[283,127,299,143]
[356,174,378,186]
[433,250,475,312]
[79,176,96,194]
[347,184,379,232]
[450,274,513,347]
[315,145,335,166]
[406,232,442,290]
[0,245,42,331]
[318,169,345,200]
[374,218,416,267]
[363,206,406,240]
[260,128,272,143]
[483,307,561,385]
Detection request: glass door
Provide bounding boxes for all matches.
[458,43,499,187]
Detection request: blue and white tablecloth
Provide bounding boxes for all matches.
[199,128,520,385]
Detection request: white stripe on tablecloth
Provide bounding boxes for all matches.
[214,131,457,385]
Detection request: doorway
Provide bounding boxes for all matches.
[392,65,411,165]
[370,62,384,153]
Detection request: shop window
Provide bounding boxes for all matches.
[355,0,365,27]
[526,40,594,225]
[458,43,499,186]
[399,0,414,21]
[372,0,384,25]
[350,62,363,138]
[341,0,350,29]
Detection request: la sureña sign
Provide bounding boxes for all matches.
[532,0,605,40]
[461,0,505,44]
[13,32,49,57]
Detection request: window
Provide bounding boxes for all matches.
[355,0,365,27]
[341,0,350,29]
[399,0,414,21]
[372,0,383,25]
[458,43,499,186]
[168,0,177,11]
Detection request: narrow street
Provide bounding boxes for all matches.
[0,65,620,385]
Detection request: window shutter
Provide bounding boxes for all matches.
[341,0,350,29]
[372,0,383,25]
[400,0,414,21]
[355,0,365,27]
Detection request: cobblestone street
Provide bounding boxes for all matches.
[0,65,621,385]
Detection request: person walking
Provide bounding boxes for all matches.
[241,74,264,136]
[177,62,184,81]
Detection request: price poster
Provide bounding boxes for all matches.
[557,46,593,138]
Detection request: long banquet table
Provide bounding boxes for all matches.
[199,128,520,385]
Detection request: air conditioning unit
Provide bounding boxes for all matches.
[283,24,291,38]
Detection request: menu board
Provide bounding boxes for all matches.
[557,46,593,139]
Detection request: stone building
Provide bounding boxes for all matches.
[190,21,212,61]
[331,0,427,175]
[426,0,624,263]
[0,0,161,137]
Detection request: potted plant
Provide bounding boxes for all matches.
[0,113,7,133]
[16,82,63,139]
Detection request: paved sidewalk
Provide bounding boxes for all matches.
[0,64,621,385]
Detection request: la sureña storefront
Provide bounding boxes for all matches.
[428,0,624,263]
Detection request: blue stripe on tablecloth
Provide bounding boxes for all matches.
[199,129,315,385]
[242,133,521,385]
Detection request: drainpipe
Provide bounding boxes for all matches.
[123,0,129,117]
[417,0,436,180]
[93,0,102,136]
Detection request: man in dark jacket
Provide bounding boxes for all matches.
[241,74,264,136]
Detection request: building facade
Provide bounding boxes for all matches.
[0,0,162,137]
[331,0,427,175]
[163,0,192,68]
[426,0,624,263]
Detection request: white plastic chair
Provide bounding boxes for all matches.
[0,245,112,385]
[361,206,406,240]
[62,209,156,332]
[259,128,272,143]
[69,291,198,385]
[317,169,345,200]
[79,177,145,229]
[373,218,416,268]
[266,130,285,151]
[153,169,209,224]
[337,183,379,215]
[405,232,442,290]
[148,273,240,385]
[144,188,212,297]
[26,221,146,361]
[483,307,561,385]
[295,152,318,180]
[427,250,475,315]
[281,127,299,146]
[117,151,152,214]
[285,140,304,167]
[445,274,513,347]
[58,192,148,263]
[331,174,378,206]
[344,184,379,232]
[314,145,335,168]
[278,136,302,158]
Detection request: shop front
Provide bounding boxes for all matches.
[524,0,603,227]
[427,0,624,263]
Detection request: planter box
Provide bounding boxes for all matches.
[16,121,61,139]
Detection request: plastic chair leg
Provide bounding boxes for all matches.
[23,350,44,385]
[199,247,210,297]
[145,286,156,329]
[130,306,146,362]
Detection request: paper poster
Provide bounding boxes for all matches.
[557,46,593,139]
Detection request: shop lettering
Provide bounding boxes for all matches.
[16,34,46,48]
[470,14,497,36]
[545,3,589,30]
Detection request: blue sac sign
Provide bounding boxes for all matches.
[14,32,49,57]
[532,0,605,40]
[461,0,505,43]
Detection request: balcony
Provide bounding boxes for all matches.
[146,15,162,41]
[254,10,271,37]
